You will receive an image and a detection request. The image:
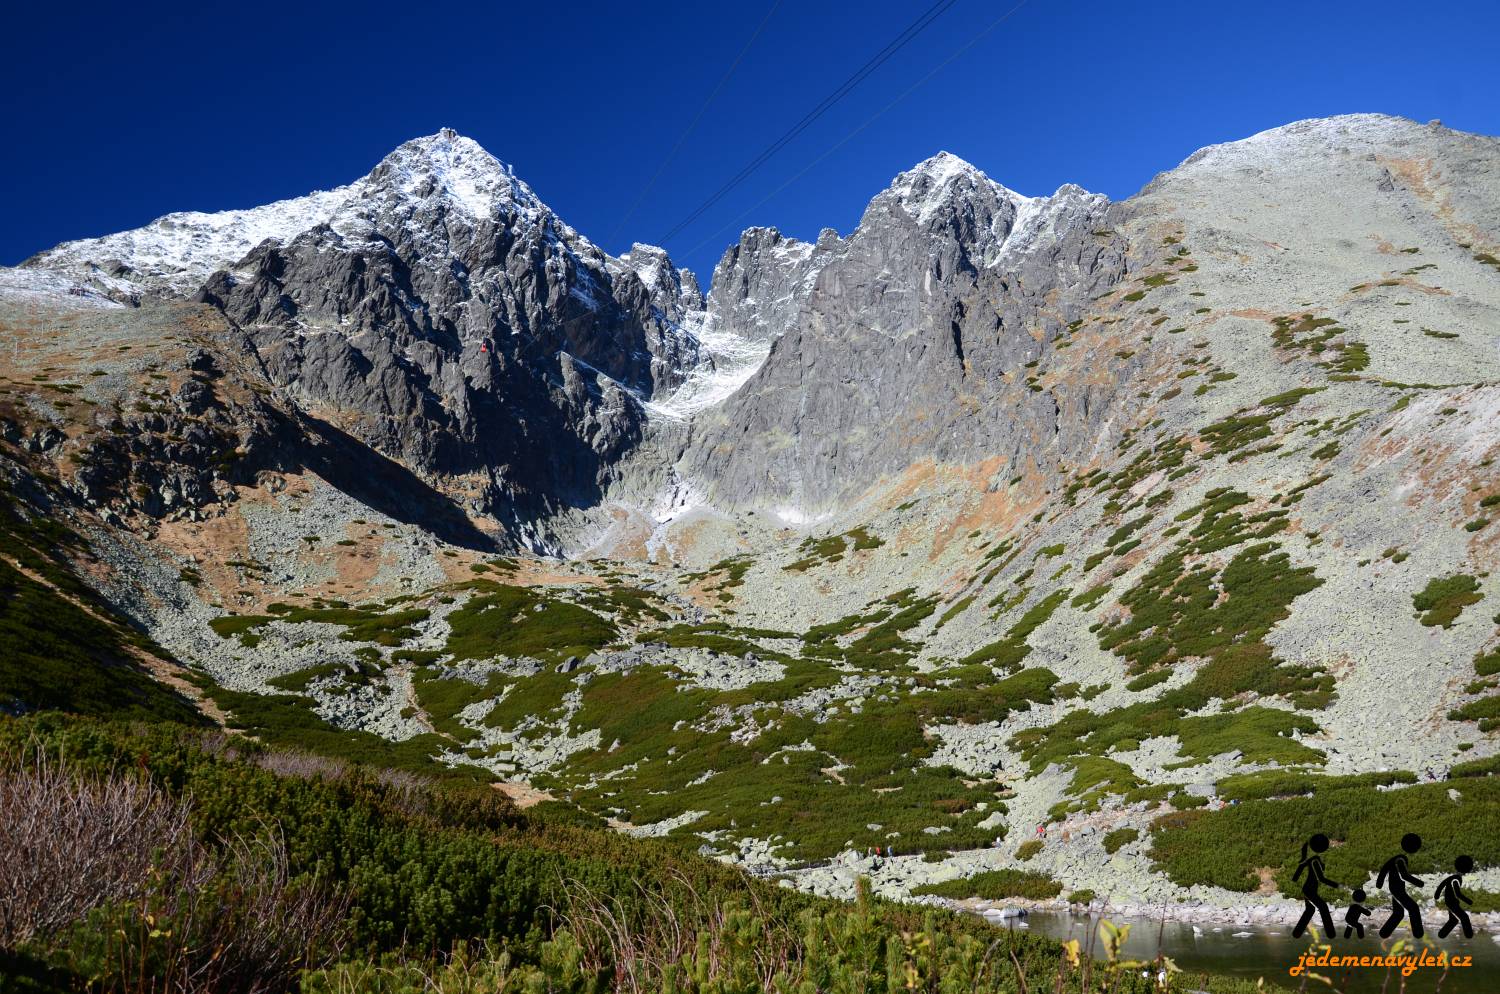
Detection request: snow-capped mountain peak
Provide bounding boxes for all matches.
[22,129,562,296]
[369,128,541,219]
[869,151,1107,267]
[884,150,1009,224]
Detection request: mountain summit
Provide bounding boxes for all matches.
[26,128,555,295]
[369,127,542,219]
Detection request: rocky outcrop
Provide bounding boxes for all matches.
[66,348,277,520]
[675,154,1128,512]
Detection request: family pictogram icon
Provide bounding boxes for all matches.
[1290,832,1477,940]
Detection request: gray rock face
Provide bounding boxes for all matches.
[676,154,1127,512]
[191,134,708,526]
[704,226,830,347]
[29,139,1121,530]
[29,130,707,535]
[66,350,276,518]
[620,226,834,494]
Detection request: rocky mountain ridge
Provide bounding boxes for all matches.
[11,128,1139,545]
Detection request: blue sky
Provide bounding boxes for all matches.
[4,0,1497,277]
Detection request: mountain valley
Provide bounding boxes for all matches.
[5,112,1500,923]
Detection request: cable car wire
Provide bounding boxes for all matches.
[658,0,962,246]
[680,0,1032,261]
[607,0,784,245]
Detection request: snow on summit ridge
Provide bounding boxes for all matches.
[24,129,556,295]
[875,150,1108,266]
[372,127,543,218]
[884,150,1016,223]
[1161,113,1449,182]
[25,179,361,295]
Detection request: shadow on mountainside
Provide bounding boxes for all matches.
[293,412,496,553]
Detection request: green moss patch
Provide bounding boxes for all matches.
[1010,490,1332,778]
[444,581,616,663]
[1412,574,1483,628]
[0,486,202,725]
[913,869,1062,901]
[783,527,885,571]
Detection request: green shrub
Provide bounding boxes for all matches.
[1448,694,1500,730]
[1148,776,1500,898]
[0,487,202,725]
[14,717,1092,994]
[1215,769,1413,802]
[1412,574,1483,628]
[1069,584,1111,611]
[912,869,1062,901]
[1012,491,1337,775]
[1452,754,1500,778]
[444,581,616,662]
[959,589,1070,670]
[208,614,273,639]
[1125,669,1169,692]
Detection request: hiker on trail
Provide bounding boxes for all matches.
[1435,855,1476,939]
[1377,833,1426,938]
[1036,822,1046,839]
[1343,888,1373,938]
[1291,833,1340,939]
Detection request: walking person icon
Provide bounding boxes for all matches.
[1377,833,1426,938]
[1291,833,1340,939]
[1436,855,1476,939]
[1343,888,1373,938]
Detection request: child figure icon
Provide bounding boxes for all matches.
[1343,888,1373,938]
[1435,856,1476,939]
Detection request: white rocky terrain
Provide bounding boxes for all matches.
[4,113,1500,923]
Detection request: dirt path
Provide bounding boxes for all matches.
[135,650,231,726]
[493,780,555,808]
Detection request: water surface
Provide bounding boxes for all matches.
[997,910,1499,993]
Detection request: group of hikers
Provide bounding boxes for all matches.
[1292,832,1477,940]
